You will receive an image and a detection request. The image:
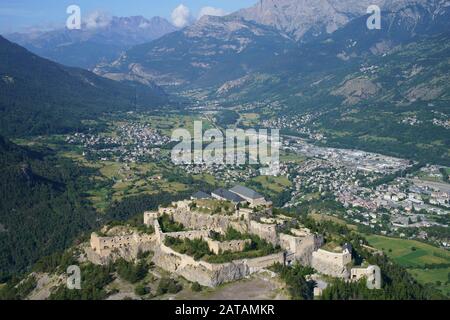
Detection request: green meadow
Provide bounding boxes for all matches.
[367,235,450,296]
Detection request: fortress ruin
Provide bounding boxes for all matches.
[86,186,377,289]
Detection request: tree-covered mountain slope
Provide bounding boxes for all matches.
[93,15,297,88]
[0,36,167,138]
[311,32,450,165]
[0,136,98,280]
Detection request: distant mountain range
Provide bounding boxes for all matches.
[1,0,449,163]
[5,16,178,69]
[91,0,450,165]
[93,15,296,87]
[93,0,450,89]
[233,0,447,41]
[0,36,166,137]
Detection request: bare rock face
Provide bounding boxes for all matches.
[234,0,443,41]
[27,273,65,300]
[406,76,447,102]
[234,0,383,40]
[210,263,249,286]
[217,75,252,95]
[332,77,381,105]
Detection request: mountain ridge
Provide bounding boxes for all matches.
[0,36,167,137]
[234,0,449,41]
[94,15,296,87]
[93,0,450,91]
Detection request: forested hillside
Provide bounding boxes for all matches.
[0,136,99,280]
[0,36,166,138]
[0,135,215,280]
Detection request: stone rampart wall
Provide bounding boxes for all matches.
[248,220,278,245]
[311,249,352,278]
[206,238,251,255]
[153,242,285,287]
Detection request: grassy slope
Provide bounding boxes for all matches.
[366,235,450,295]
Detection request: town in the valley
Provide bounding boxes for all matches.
[64,117,450,249]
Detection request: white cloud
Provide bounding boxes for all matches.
[84,11,111,29]
[198,6,227,19]
[139,21,150,29]
[171,4,192,28]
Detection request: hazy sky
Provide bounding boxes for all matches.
[0,0,257,33]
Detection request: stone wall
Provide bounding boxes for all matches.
[304,234,324,265]
[279,233,324,266]
[158,205,177,216]
[155,218,249,256]
[90,232,153,256]
[206,238,251,255]
[350,266,381,289]
[234,208,252,222]
[350,267,368,281]
[241,252,285,273]
[143,211,160,225]
[279,234,301,252]
[291,228,312,237]
[171,207,248,234]
[88,232,155,265]
[154,219,164,244]
[89,199,332,285]
[311,249,352,278]
[152,242,284,287]
[165,230,210,241]
[248,220,278,245]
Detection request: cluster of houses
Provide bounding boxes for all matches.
[274,140,449,246]
[262,113,326,141]
[182,163,260,184]
[66,122,170,163]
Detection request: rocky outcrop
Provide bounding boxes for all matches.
[406,77,447,102]
[332,77,380,105]
[27,273,65,300]
[234,0,443,41]
[217,75,252,95]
